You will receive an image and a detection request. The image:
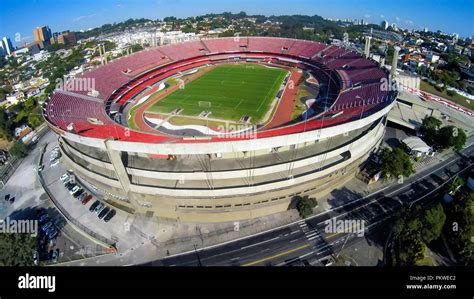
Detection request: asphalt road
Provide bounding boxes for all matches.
[145,143,474,267]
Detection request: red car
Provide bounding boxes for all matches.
[81,195,93,205]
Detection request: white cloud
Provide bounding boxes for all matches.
[380,14,385,19]
[73,14,97,22]
[395,16,400,22]
[364,14,371,19]
[116,3,124,8]
[405,20,414,25]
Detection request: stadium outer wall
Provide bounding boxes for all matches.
[54,103,392,223]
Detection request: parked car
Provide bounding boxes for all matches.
[72,189,84,198]
[48,229,58,240]
[32,251,39,266]
[59,174,69,182]
[41,222,53,232]
[78,192,88,201]
[9,197,15,204]
[38,214,49,224]
[81,195,93,205]
[4,194,10,201]
[89,200,100,212]
[69,186,80,195]
[51,250,58,263]
[98,207,110,219]
[103,209,116,222]
[94,203,104,214]
[50,160,60,167]
[67,184,78,192]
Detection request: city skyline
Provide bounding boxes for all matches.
[0,0,473,47]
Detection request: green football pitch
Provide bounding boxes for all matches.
[146,64,288,122]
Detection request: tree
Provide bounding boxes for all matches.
[380,147,414,179]
[28,113,44,129]
[446,176,465,195]
[296,196,318,218]
[10,141,28,158]
[444,191,474,265]
[419,116,441,145]
[421,203,446,244]
[436,126,467,151]
[0,233,37,266]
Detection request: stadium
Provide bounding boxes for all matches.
[43,37,397,222]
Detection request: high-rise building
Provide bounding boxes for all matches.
[49,32,60,45]
[33,25,52,47]
[1,37,14,56]
[57,31,77,46]
[381,20,389,30]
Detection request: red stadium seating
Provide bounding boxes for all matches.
[45,37,394,144]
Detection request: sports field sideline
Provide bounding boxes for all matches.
[146,64,288,122]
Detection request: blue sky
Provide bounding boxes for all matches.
[1,0,473,46]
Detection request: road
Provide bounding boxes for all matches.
[145,143,474,266]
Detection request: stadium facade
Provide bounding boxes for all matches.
[44,37,397,222]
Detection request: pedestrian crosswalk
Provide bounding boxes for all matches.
[297,220,322,241]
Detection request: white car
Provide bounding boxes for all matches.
[69,186,80,195]
[59,174,69,182]
[50,160,60,167]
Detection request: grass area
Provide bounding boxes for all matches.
[415,255,437,266]
[147,64,287,123]
[291,85,311,120]
[127,79,179,130]
[419,81,474,111]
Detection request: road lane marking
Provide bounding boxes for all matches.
[242,244,310,266]
[240,236,279,250]
[161,149,472,261]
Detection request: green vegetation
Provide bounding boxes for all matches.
[420,81,474,111]
[392,203,446,265]
[437,126,467,151]
[291,86,310,120]
[420,116,467,151]
[445,176,465,196]
[296,196,318,218]
[444,190,474,265]
[128,79,179,130]
[0,233,37,266]
[148,64,287,123]
[0,96,44,141]
[379,147,414,179]
[9,141,28,158]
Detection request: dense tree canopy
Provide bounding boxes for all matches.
[0,233,37,266]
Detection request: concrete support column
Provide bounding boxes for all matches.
[364,36,372,58]
[98,44,103,65]
[391,46,401,78]
[104,139,143,214]
[102,44,107,64]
